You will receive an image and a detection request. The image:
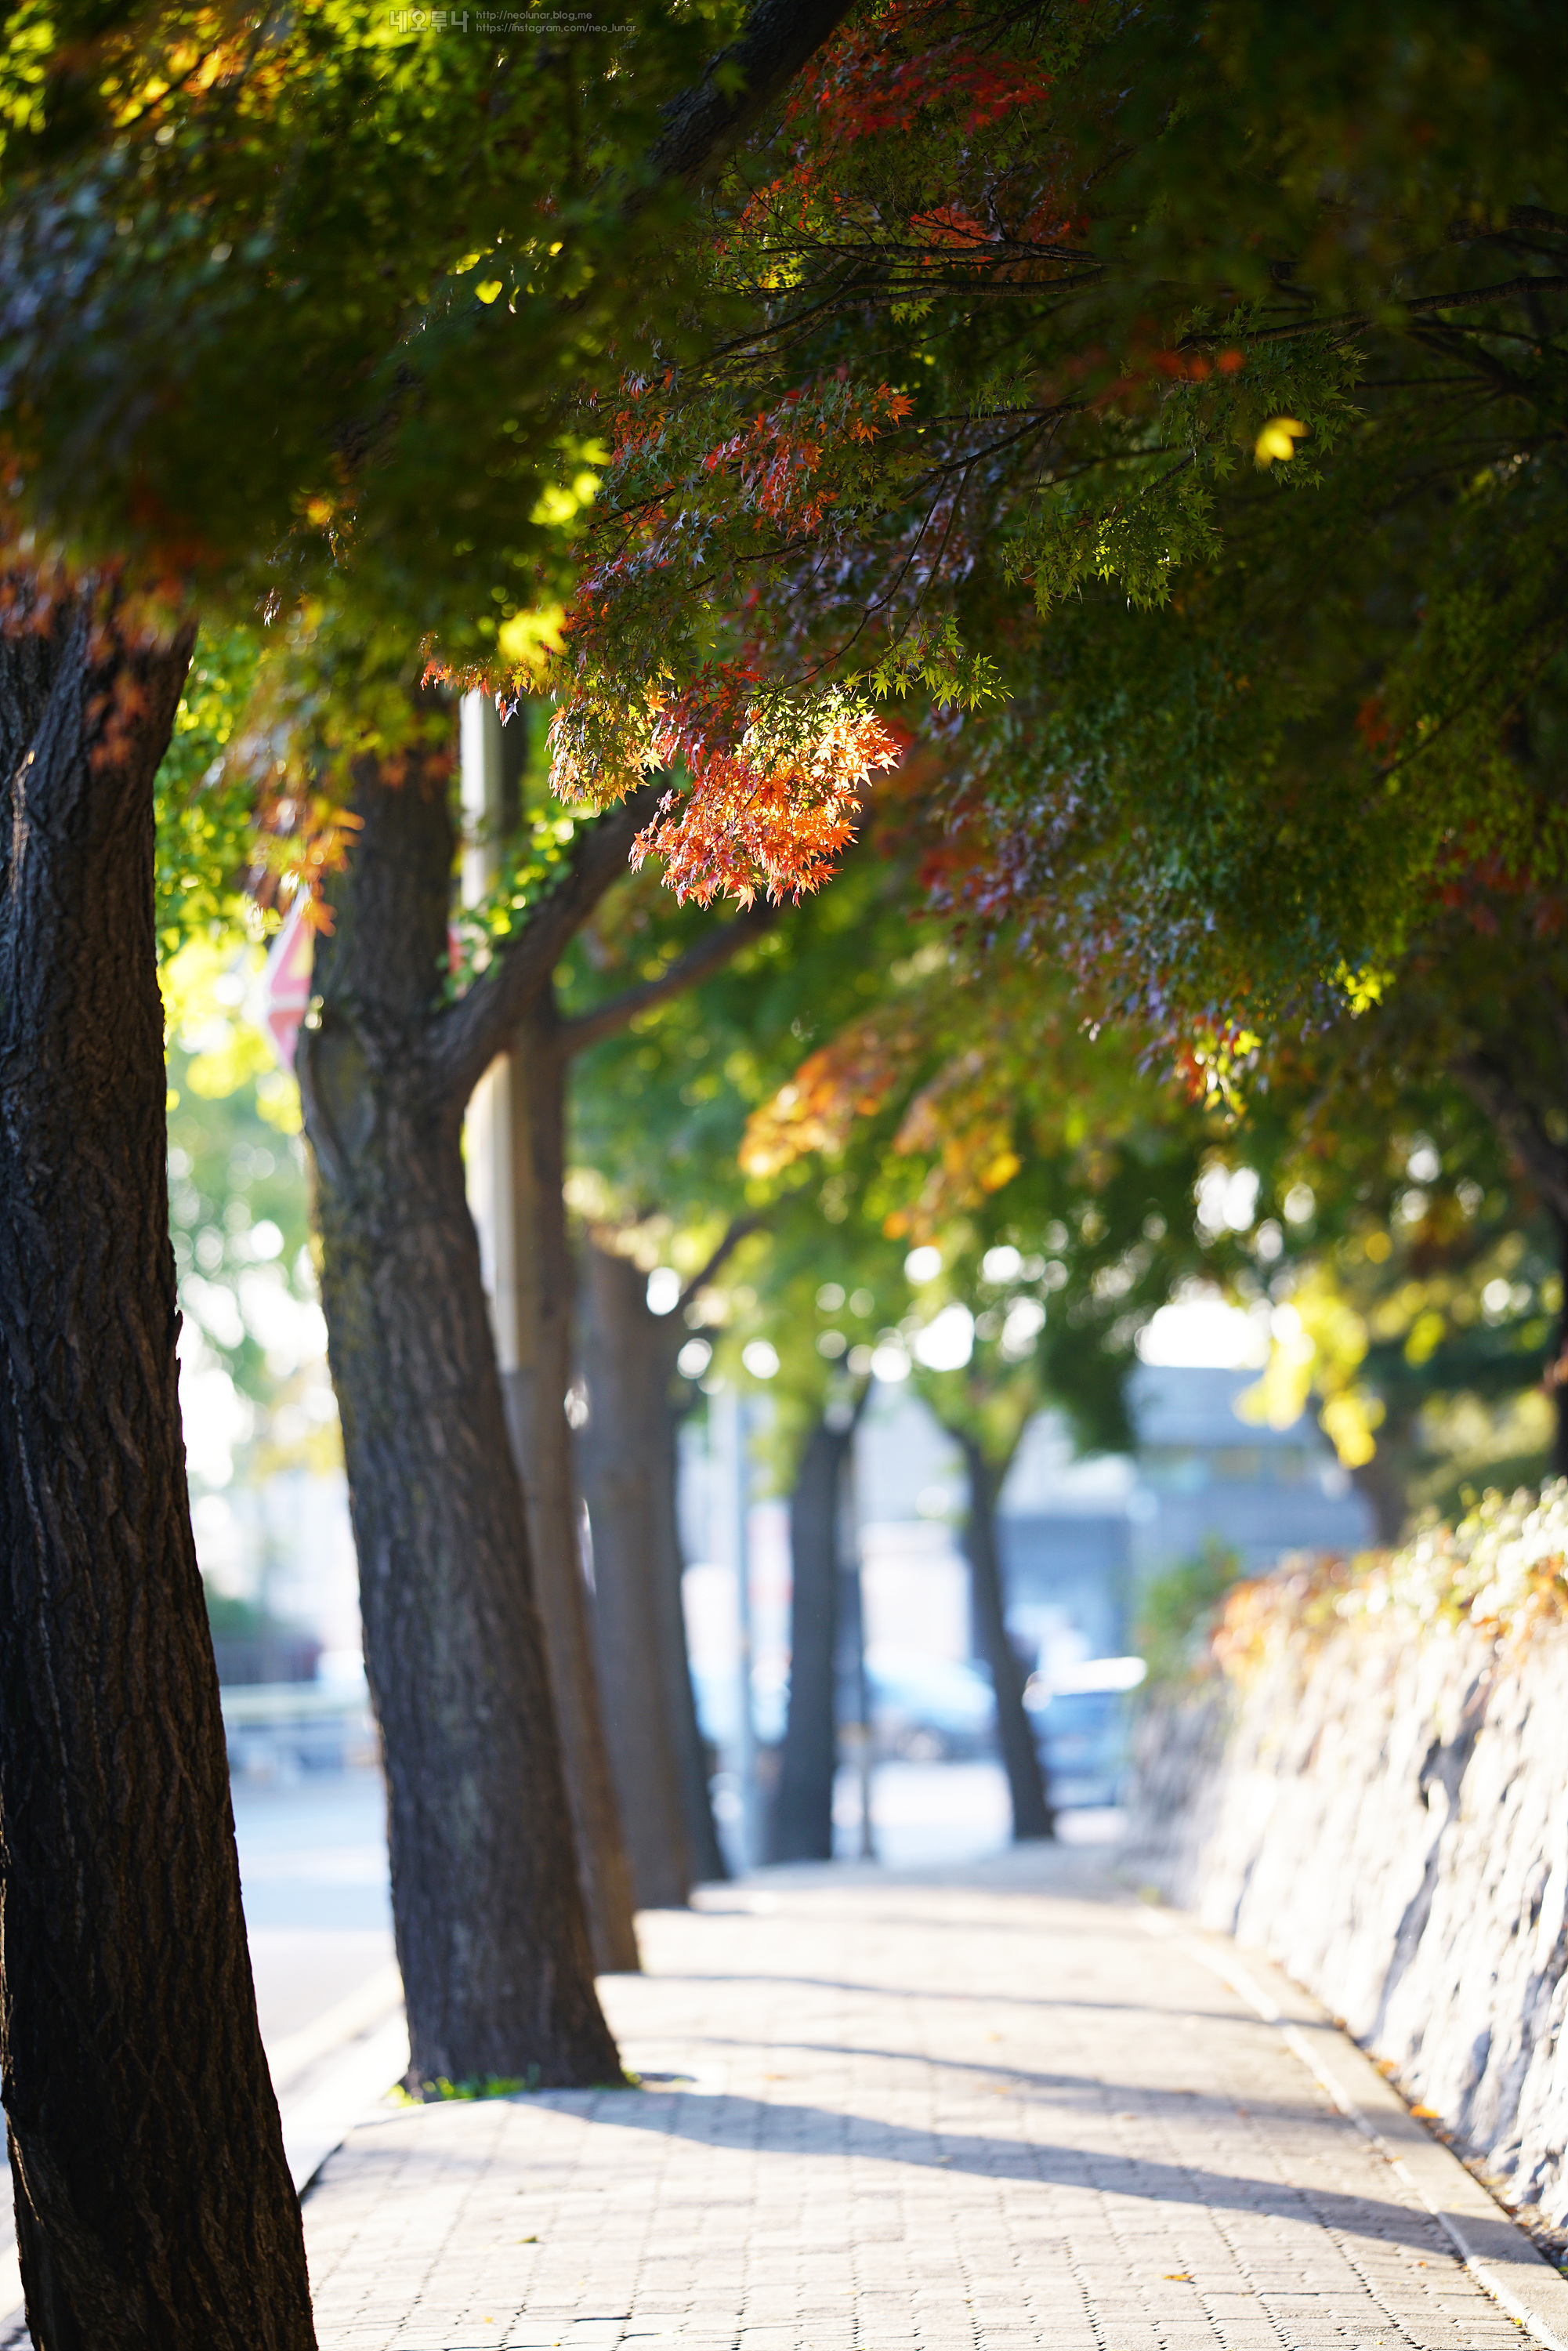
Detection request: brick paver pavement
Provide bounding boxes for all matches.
[302,1846,1559,2351]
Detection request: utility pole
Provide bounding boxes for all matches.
[715,1382,761,1870]
[458,691,520,1369]
[457,691,639,1970]
[841,1430,875,1862]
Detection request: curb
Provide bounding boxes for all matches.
[1140,1908,1568,2351]
[0,1984,408,2344]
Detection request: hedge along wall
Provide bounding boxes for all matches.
[1126,1481,1568,2239]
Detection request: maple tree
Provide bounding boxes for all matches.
[571,818,1245,1850]
[566,824,917,1871]
[461,0,1568,1886]
[902,1257,1056,1844]
[475,0,1568,1450]
[205,0,857,2052]
[512,0,1568,1546]
[0,5,858,2340]
[444,705,774,1954]
[0,578,321,2351]
[764,907,1568,1536]
[7,15,1563,2342]
[502,0,1546,911]
[741,947,1244,1839]
[780,893,1568,1540]
[574,1227,748,1904]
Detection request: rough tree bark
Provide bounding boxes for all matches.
[503,1003,639,1969]
[0,584,317,2349]
[954,1435,1054,1842]
[380,760,770,1968]
[772,1392,867,1864]
[299,751,631,2084]
[578,1244,695,1907]
[644,0,858,187]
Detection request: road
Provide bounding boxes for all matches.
[234,1765,397,2041]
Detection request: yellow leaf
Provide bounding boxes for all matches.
[1321,1389,1384,1469]
[530,476,597,528]
[1255,416,1308,465]
[496,603,567,677]
[1404,1310,1447,1367]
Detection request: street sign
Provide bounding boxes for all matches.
[257,895,314,1071]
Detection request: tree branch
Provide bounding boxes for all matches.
[819,1372,875,1438]
[429,781,665,1107]
[644,0,858,194]
[559,897,780,1062]
[675,1212,770,1320]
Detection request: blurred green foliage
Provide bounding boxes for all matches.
[0,1,748,662]
[567,805,1247,1491]
[1135,1541,1244,1692]
[154,625,261,960]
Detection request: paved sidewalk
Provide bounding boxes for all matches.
[303,1847,1564,2351]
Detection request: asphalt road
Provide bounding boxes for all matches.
[233,1765,397,2040]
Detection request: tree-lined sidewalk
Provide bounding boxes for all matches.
[298,1858,1563,2351]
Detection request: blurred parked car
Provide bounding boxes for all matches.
[693,1648,996,1762]
[206,1588,321,1688]
[220,1666,379,1779]
[857,1647,997,1762]
[1024,1655,1146,1809]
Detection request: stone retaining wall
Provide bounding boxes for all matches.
[1127,1611,1568,2233]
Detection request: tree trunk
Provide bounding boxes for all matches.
[956,1436,1053,1842]
[578,1244,698,1907]
[772,1408,857,1862]
[300,752,618,2085]
[1349,1407,1416,1546]
[837,1527,875,1862]
[657,1391,730,1888]
[0,585,317,2349]
[502,1014,639,1968]
[655,1390,729,1889]
[1552,1216,1568,1480]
